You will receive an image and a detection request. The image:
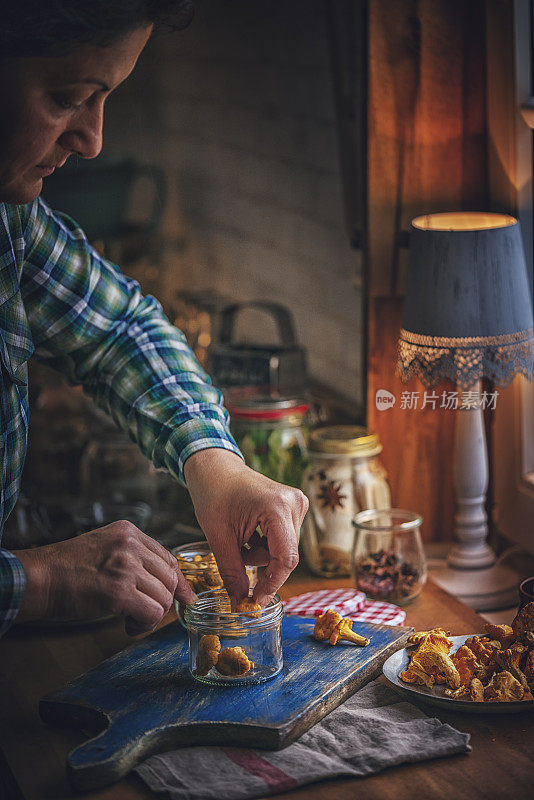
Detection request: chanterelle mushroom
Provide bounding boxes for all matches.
[329,617,370,646]
[469,678,485,702]
[483,622,515,649]
[216,646,255,676]
[313,609,342,641]
[313,609,369,647]
[451,645,479,687]
[411,648,461,690]
[400,629,460,689]
[484,670,524,702]
[407,628,451,646]
[512,602,534,648]
[235,597,262,617]
[494,643,529,689]
[195,635,221,676]
[523,650,534,683]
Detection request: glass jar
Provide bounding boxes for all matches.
[81,432,158,507]
[301,426,391,577]
[172,541,258,626]
[226,388,310,488]
[351,509,427,605]
[72,500,151,533]
[185,589,283,685]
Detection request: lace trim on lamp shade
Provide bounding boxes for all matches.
[397,328,534,389]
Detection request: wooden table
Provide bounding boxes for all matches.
[1,570,532,800]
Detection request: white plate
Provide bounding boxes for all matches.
[383,634,534,714]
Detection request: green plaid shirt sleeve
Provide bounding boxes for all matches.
[0,549,26,637]
[0,198,241,634]
[21,198,242,480]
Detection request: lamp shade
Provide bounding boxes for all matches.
[397,212,534,388]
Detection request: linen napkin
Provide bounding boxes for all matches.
[135,680,470,800]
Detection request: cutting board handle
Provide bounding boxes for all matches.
[66,714,159,790]
[40,697,276,791]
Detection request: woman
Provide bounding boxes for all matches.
[0,0,307,636]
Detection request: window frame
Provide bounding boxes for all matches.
[490,0,534,555]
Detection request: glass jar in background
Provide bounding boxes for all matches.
[72,500,151,534]
[146,465,198,543]
[301,426,391,578]
[185,589,283,685]
[172,541,258,626]
[352,509,427,605]
[81,431,158,508]
[226,388,310,488]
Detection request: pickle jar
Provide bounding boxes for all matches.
[185,589,284,685]
[172,541,257,626]
[226,388,310,488]
[352,509,427,605]
[301,426,391,577]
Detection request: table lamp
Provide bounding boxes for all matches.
[397,212,534,610]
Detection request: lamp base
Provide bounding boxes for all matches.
[430,562,519,611]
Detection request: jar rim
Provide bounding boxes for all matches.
[171,541,212,573]
[225,387,310,417]
[352,508,423,531]
[172,540,210,557]
[309,425,382,456]
[185,589,283,628]
[228,405,310,421]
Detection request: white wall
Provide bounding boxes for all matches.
[104,0,364,404]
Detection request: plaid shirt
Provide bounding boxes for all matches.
[0,198,241,635]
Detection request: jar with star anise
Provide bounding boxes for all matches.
[301,426,391,577]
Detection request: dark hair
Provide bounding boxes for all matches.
[1,0,194,57]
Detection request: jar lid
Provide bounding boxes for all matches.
[309,425,382,457]
[225,387,310,420]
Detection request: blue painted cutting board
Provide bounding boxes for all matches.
[39,616,412,791]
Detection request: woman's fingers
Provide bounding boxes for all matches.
[15,519,198,630]
[241,544,270,566]
[122,526,197,605]
[252,522,300,607]
[172,568,198,605]
[209,535,250,605]
[137,529,181,568]
[251,490,307,605]
[135,572,174,614]
[117,554,196,635]
[184,450,308,608]
[122,564,195,635]
[120,589,167,635]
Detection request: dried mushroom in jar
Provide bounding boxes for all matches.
[176,551,224,593]
[216,646,255,677]
[195,635,221,676]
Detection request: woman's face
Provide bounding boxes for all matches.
[0,25,152,204]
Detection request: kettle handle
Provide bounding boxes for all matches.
[219,301,297,346]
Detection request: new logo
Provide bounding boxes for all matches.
[375,389,396,410]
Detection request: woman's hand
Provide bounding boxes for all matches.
[184,449,309,606]
[14,521,196,634]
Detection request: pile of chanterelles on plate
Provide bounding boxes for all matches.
[400,601,534,702]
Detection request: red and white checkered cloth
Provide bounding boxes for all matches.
[283,589,406,627]
[282,589,366,618]
[346,599,406,627]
